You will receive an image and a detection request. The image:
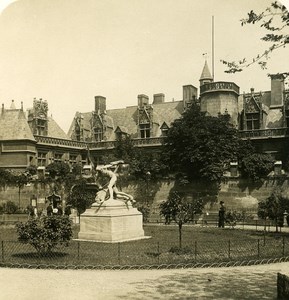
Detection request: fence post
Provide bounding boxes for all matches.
[257,239,260,258]
[228,240,231,259]
[77,241,80,261]
[282,236,285,257]
[118,243,121,265]
[194,241,197,262]
[263,231,266,246]
[1,241,4,262]
[157,242,160,264]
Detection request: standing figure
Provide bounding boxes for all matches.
[218,201,226,228]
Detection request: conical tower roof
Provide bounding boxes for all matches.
[200,60,213,81]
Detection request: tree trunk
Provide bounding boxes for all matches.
[275,217,279,232]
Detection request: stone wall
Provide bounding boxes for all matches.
[0,178,288,219]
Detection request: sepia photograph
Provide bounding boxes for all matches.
[0,0,289,299]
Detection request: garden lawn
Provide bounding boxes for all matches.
[0,224,289,267]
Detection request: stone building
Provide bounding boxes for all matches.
[0,62,289,173]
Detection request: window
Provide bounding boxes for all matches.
[54,153,63,162]
[37,152,46,166]
[140,123,150,138]
[94,127,103,141]
[36,119,46,135]
[161,123,169,137]
[75,127,81,141]
[246,113,260,130]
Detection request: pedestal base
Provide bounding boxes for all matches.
[78,199,147,243]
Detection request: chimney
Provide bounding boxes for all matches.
[183,85,198,102]
[95,96,106,114]
[270,74,285,107]
[153,93,165,104]
[138,94,149,108]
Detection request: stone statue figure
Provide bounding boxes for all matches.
[94,160,135,205]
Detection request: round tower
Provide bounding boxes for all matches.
[199,61,239,126]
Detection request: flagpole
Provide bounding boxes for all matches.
[212,15,215,81]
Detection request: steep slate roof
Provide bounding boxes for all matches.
[0,109,35,140]
[106,101,184,140]
[47,116,70,139]
[0,108,70,141]
[68,100,184,141]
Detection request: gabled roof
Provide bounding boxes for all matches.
[0,109,35,141]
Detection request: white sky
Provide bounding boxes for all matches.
[0,0,289,133]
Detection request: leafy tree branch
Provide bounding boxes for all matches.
[221,1,289,73]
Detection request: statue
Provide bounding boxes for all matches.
[93,160,135,205]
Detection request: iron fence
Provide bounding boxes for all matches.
[0,235,288,269]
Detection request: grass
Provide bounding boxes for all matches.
[0,224,289,268]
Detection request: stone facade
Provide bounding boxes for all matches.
[0,63,288,174]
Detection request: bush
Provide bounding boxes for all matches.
[0,201,18,214]
[16,215,73,254]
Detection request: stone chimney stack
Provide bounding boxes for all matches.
[138,94,149,108]
[183,85,198,102]
[95,96,106,114]
[270,74,285,107]
[153,93,165,104]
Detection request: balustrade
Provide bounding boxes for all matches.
[239,128,288,139]
[200,81,240,95]
[34,135,164,149]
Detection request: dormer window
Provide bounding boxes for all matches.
[36,119,46,135]
[246,113,260,130]
[94,127,103,141]
[140,123,150,138]
[160,122,169,137]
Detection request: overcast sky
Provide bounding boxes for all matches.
[0,0,289,133]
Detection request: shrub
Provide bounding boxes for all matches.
[2,201,18,214]
[16,215,73,254]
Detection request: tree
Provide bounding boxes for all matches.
[162,103,240,184]
[159,190,203,248]
[67,178,96,216]
[46,161,70,179]
[239,152,275,181]
[221,1,289,73]
[258,187,289,232]
[114,135,136,163]
[14,173,29,208]
[0,169,13,189]
[16,215,73,254]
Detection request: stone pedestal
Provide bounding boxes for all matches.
[78,199,147,243]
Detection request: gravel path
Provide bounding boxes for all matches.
[1,262,288,299]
